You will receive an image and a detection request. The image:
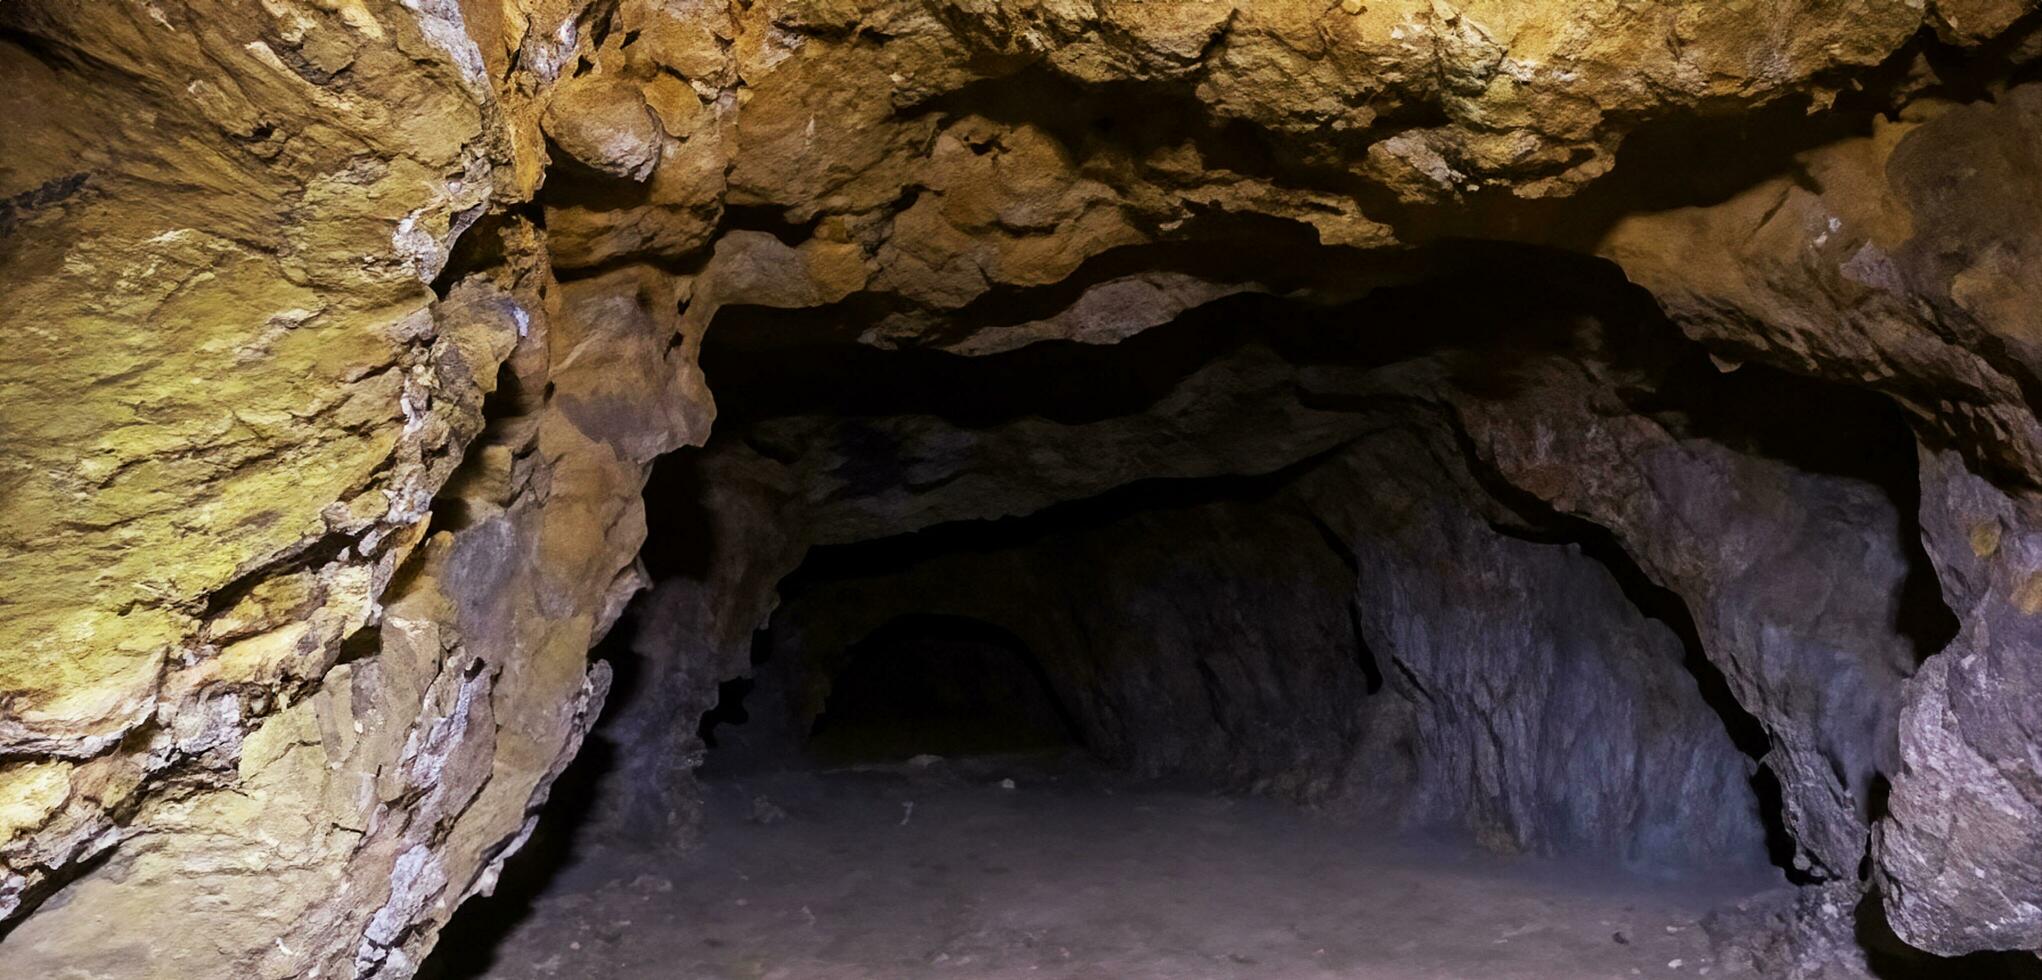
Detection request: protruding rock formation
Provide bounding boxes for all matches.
[3,1,2041,976]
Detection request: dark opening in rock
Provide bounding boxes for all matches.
[412,235,2042,980]
[16,7,2042,978]
[803,614,1084,764]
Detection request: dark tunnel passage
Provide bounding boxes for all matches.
[419,241,2042,980]
[18,5,2042,976]
[802,614,1086,765]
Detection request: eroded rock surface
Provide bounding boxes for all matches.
[5,0,2042,976]
[746,419,1770,867]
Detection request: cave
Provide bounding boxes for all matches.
[407,241,2018,979]
[796,614,1084,764]
[7,3,2042,979]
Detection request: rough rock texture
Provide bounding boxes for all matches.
[1449,357,1931,883]
[746,420,1770,867]
[607,237,2036,975]
[6,0,2042,975]
[1598,86,2042,957]
[1323,427,1770,866]
[0,3,705,975]
[1880,446,2042,955]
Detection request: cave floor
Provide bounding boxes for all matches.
[437,757,1780,980]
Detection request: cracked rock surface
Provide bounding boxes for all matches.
[4,1,2042,976]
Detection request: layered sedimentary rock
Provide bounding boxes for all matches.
[0,3,700,974]
[5,0,2042,976]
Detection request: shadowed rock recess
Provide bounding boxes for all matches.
[5,1,2042,976]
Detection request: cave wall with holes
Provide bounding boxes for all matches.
[5,0,2042,976]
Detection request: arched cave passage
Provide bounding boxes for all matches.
[799,614,1086,765]
[16,6,2042,977]
[422,241,2033,980]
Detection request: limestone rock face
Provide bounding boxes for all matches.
[5,0,2042,975]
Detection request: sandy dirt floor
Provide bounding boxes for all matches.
[428,757,1782,980]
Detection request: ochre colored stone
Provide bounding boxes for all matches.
[7,0,2042,976]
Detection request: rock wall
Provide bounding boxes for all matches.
[751,421,1771,868]
[1600,84,2042,957]
[4,0,2042,974]
[0,2,706,975]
